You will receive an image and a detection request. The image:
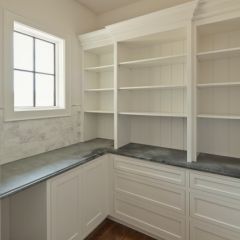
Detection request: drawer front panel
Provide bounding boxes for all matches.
[190,172,240,200]
[113,156,186,186]
[115,199,185,240]
[115,172,185,214]
[190,219,240,240]
[190,191,240,232]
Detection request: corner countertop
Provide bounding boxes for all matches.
[0,139,113,199]
[1,139,240,199]
[113,143,240,179]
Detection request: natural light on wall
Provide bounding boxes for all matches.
[13,22,65,111]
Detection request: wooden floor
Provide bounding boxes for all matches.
[86,219,156,240]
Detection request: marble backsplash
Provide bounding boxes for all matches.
[0,106,81,165]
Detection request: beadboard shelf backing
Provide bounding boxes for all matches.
[117,115,187,150]
[83,113,114,141]
[197,17,240,159]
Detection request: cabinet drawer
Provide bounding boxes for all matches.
[190,191,240,232]
[115,172,186,214]
[190,172,240,200]
[114,199,186,240]
[190,219,240,240]
[113,156,186,186]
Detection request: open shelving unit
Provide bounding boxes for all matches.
[82,44,114,141]
[116,28,188,153]
[196,17,240,159]
[79,0,240,163]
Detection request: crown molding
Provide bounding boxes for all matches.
[78,28,113,50]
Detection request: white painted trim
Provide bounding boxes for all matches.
[3,10,71,121]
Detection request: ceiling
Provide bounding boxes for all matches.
[76,0,141,14]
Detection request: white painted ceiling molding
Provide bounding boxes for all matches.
[105,1,198,42]
[194,0,240,24]
[79,0,240,48]
[78,29,113,49]
[79,1,198,48]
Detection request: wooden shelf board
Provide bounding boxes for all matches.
[85,110,114,114]
[119,55,186,68]
[198,114,240,120]
[84,65,114,72]
[119,84,186,90]
[85,88,114,92]
[197,47,240,60]
[119,112,187,118]
[197,82,240,88]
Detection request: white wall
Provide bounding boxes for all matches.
[96,0,192,27]
[0,0,97,164]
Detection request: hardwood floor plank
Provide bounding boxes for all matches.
[85,219,156,240]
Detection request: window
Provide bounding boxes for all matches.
[4,11,70,121]
[14,22,62,110]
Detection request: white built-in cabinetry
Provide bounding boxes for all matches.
[0,156,109,240]
[111,155,240,240]
[79,0,240,163]
[48,155,109,240]
[1,155,240,240]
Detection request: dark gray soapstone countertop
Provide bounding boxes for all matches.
[1,138,240,199]
[0,139,113,199]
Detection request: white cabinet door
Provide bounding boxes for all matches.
[47,168,82,240]
[82,156,109,238]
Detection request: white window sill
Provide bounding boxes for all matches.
[4,107,71,122]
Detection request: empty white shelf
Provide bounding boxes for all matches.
[197,82,240,88]
[85,110,114,114]
[119,84,186,90]
[119,112,187,118]
[84,65,114,72]
[119,55,186,68]
[85,88,114,92]
[197,47,240,60]
[198,114,240,120]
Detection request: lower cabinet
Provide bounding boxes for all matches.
[47,155,109,240]
[47,167,82,240]
[112,155,187,240]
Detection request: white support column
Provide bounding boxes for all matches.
[113,42,118,149]
[187,22,197,162]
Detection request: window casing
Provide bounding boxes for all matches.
[4,11,71,121]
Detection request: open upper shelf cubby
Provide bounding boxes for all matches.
[84,45,114,69]
[82,44,114,141]
[197,18,240,160]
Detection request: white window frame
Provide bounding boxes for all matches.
[4,11,71,121]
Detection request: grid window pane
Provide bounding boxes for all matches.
[14,70,34,107]
[35,39,55,74]
[14,32,34,71]
[35,74,55,107]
